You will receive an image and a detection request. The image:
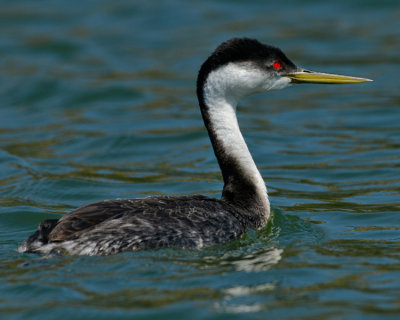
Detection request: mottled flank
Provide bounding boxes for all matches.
[19,196,247,255]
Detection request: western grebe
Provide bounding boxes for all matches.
[19,38,371,255]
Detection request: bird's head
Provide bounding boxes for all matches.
[197,38,372,103]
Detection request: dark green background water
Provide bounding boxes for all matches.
[1,0,399,319]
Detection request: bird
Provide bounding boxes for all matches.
[19,38,371,255]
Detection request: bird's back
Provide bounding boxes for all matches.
[19,195,247,255]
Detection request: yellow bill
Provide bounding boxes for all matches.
[286,70,373,84]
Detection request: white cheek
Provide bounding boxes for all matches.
[266,76,292,90]
[205,63,286,102]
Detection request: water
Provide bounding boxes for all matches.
[1,0,399,319]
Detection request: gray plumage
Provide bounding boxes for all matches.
[20,196,247,255]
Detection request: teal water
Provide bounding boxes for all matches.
[1,0,399,319]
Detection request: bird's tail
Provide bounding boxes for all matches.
[18,219,58,253]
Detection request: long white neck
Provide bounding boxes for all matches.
[199,63,274,227]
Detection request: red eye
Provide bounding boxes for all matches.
[273,61,282,70]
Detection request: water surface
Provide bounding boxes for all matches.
[1,0,400,319]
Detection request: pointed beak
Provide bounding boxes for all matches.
[285,69,372,84]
